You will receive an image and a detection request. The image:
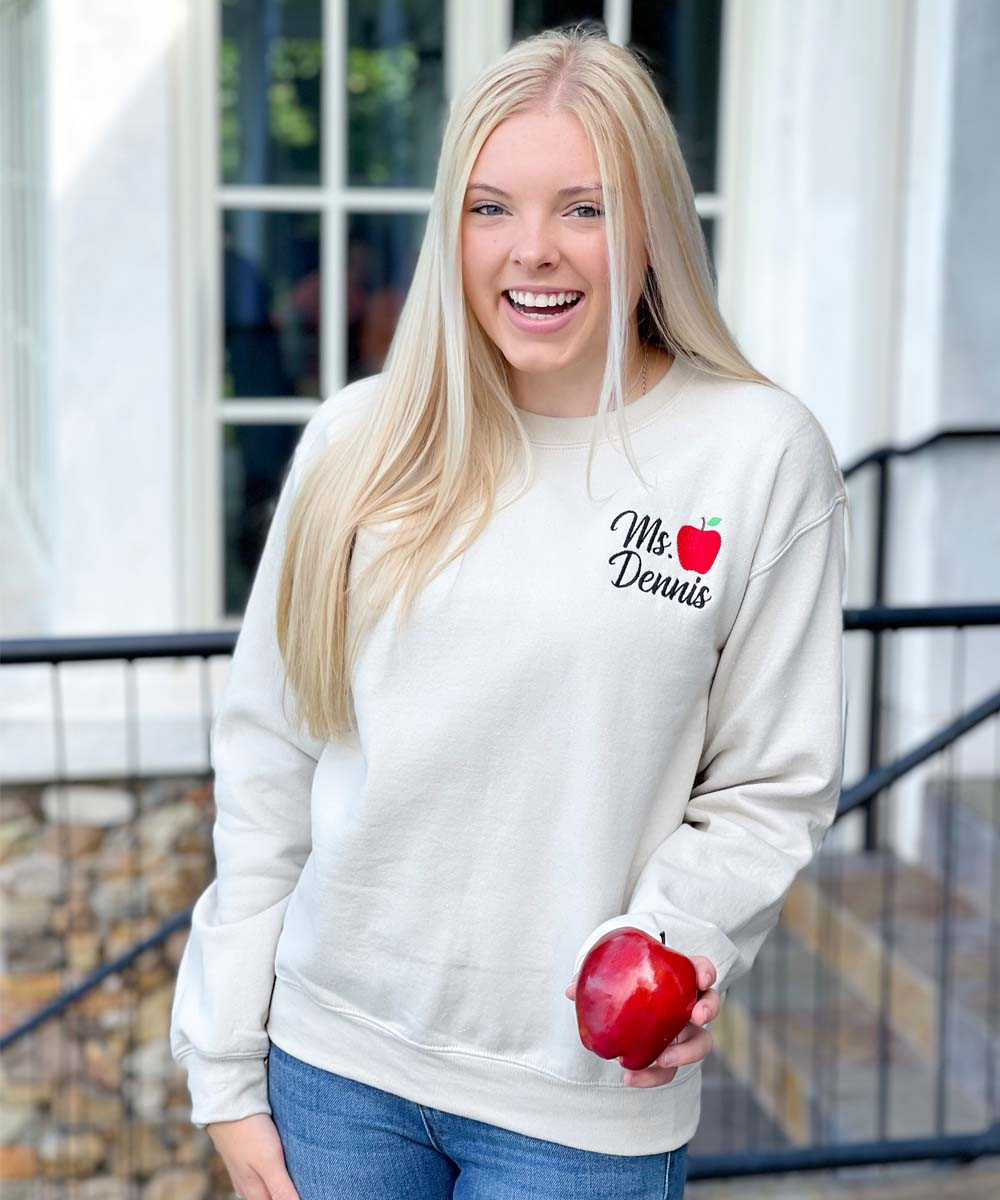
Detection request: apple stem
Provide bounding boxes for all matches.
[699,518,705,530]
[659,930,666,946]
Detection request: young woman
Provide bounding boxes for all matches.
[170,24,849,1200]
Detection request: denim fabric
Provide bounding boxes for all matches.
[267,1041,688,1198]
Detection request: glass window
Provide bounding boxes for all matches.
[213,1,724,616]
[221,0,323,187]
[347,0,446,189]
[223,208,322,399]
[345,211,426,380]
[216,0,443,614]
[512,2,604,44]
[629,0,723,197]
[701,216,716,285]
[222,421,303,616]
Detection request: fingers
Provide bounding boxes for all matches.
[621,1024,715,1088]
[690,955,718,991]
[623,1029,714,1088]
[691,987,721,1026]
[239,1164,300,1200]
[658,1022,712,1065]
[216,1131,301,1200]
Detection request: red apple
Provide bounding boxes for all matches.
[575,928,699,1070]
[677,517,722,574]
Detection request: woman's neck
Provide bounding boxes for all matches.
[509,346,673,419]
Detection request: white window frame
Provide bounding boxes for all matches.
[173,0,732,627]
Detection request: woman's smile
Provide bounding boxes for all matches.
[501,288,588,334]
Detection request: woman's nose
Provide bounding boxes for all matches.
[512,239,559,271]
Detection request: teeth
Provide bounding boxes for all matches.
[507,290,582,307]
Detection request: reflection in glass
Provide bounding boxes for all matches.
[220,0,323,186]
[701,216,716,284]
[223,209,322,398]
[512,2,604,44]
[347,0,446,188]
[630,0,723,195]
[345,211,426,380]
[223,422,303,615]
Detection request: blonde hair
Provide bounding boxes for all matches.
[277,23,784,744]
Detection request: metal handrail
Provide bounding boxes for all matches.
[844,603,1000,630]
[0,630,237,665]
[841,426,1000,476]
[840,428,1000,849]
[687,1123,1000,1180]
[0,911,192,1052]
[838,686,1000,815]
[3,604,999,667]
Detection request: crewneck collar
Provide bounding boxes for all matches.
[512,355,696,447]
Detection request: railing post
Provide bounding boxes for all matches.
[865,456,890,851]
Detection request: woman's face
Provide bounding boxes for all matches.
[460,109,646,381]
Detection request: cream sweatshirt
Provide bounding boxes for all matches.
[169,357,849,1155]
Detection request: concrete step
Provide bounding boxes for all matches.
[782,849,1000,1103]
[714,911,993,1145]
[919,776,1000,925]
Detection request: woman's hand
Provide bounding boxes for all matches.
[206,1113,301,1200]
[564,955,721,1088]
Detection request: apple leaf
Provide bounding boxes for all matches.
[707,517,721,526]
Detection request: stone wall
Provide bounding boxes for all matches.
[0,777,236,1198]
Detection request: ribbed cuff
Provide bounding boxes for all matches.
[178,1051,272,1129]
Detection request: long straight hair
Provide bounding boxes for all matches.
[276,24,807,744]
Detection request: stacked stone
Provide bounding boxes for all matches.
[0,779,231,1198]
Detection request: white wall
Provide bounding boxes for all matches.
[47,0,181,635]
[719,0,905,463]
[1,0,185,782]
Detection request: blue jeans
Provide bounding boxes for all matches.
[267,1041,688,1198]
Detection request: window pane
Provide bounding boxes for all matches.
[220,0,323,187]
[347,0,446,188]
[346,211,426,380]
[701,216,717,287]
[512,2,604,43]
[223,209,322,399]
[222,422,303,615]
[629,0,723,195]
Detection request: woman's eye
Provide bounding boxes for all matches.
[467,203,604,218]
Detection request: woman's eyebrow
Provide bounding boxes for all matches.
[465,183,603,199]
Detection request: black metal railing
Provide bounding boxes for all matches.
[2,602,999,1188]
[841,427,1000,851]
[687,604,1000,1176]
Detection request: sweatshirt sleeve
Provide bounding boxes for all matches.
[571,411,849,997]
[169,410,333,1128]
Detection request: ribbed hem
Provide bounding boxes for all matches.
[177,1051,271,1129]
[513,355,697,447]
[265,974,702,1156]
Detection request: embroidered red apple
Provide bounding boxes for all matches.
[677,517,721,573]
[574,928,699,1070]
